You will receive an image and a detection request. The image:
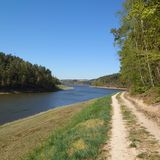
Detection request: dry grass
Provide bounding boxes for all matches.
[77,118,104,129]
[68,139,87,156]
[0,99,96,160]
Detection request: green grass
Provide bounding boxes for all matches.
[0,99,95,160]
[23,96,112,160]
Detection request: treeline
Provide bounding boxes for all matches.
[91,73,126,88]
[112,0,160,93]
[0,52,60,92]
[61,79,90,86]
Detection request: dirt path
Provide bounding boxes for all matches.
[110,94,136,160]
[121,92,160,142]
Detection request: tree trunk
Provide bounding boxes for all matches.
[156,66,160,79]
[141,20,155,87]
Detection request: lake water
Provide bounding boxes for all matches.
[0,86,120,125]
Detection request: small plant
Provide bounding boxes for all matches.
[129,142,137,148]
[137,152,160,160]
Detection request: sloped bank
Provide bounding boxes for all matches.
[23,96,112,160]
[0,99,96,160]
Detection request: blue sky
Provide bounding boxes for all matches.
[0,0,124,79]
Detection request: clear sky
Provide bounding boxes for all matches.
[0,0,124,79]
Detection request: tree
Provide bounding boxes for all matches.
[112,0,160,92]
[0,52,60,91]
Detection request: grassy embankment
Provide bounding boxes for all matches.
[0,99,96,160]
[23,96,112,160]
[57,84,74,90]
[0,96,112,160]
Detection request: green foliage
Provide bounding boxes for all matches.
[0,52,60,91]
[61,79,90,85]
[24,96,112,160]
[112,0,160,92]
[130,86,149,94]
[142,87,160,103]
[91,73,126,88]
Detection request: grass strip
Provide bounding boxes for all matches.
[24,96,112,160]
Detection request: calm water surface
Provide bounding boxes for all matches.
[0,86,119,124]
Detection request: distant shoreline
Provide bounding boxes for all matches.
[57,85,74,90]
[90,85,127,91]
[0,88,59,95]
[0,85,126,95]
[0,90,56,95]
[0,85,73,95]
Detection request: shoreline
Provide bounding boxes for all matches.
[0,89,58,95]
[0,85,73,95]
[90,85,127,91]
[0,98,97,160]
[57,84,74,90]
[0,97,98,126]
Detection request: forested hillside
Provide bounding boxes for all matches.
[61,79,90,85]
[0,52,60,92]
[112,0,160,96]
[91,73,126,89]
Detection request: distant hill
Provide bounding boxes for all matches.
[61,74,126,89]
[61,79,90,86]
[90,73,126,89]
[0,52,60,92]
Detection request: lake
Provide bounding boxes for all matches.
[0,86,120,125]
